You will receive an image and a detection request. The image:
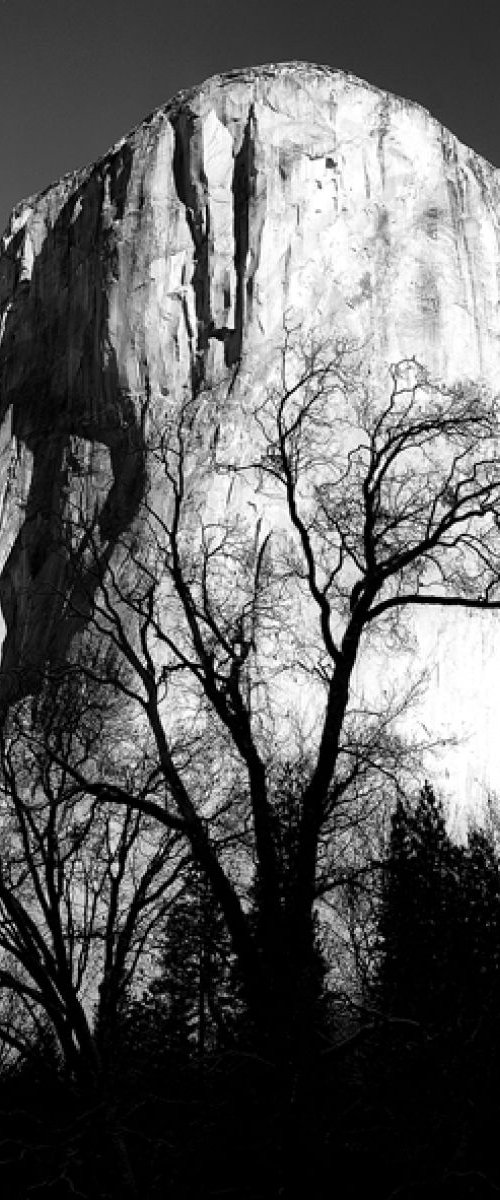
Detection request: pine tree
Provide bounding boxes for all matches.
[373,784,500,1188]
[377,782,458,1029]
[456,824,500,1041]
[148,864,235,1057]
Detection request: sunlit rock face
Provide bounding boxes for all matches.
[1,61,500,797]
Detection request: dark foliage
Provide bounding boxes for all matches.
[2,782,500,1198]
[359,784,500,1198]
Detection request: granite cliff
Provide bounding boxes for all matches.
[1,62,500,781]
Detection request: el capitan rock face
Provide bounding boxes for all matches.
[1,61,500,783]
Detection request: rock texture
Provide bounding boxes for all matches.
[1,61,500,793]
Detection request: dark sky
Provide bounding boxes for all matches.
[1,0,500,232]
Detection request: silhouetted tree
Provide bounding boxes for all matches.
[50,340,500,1064]
[9,335,500,1195]
[0,667,186,1199]
[367,785,500,1195]
[377,782,459,1028]
[148,861,235,1057]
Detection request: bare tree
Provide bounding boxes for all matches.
[14,334,500,1070]
[0,664,186,1198]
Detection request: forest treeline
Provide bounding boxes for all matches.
[1,777,500,1199]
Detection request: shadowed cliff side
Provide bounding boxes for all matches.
[0,148,146,708]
